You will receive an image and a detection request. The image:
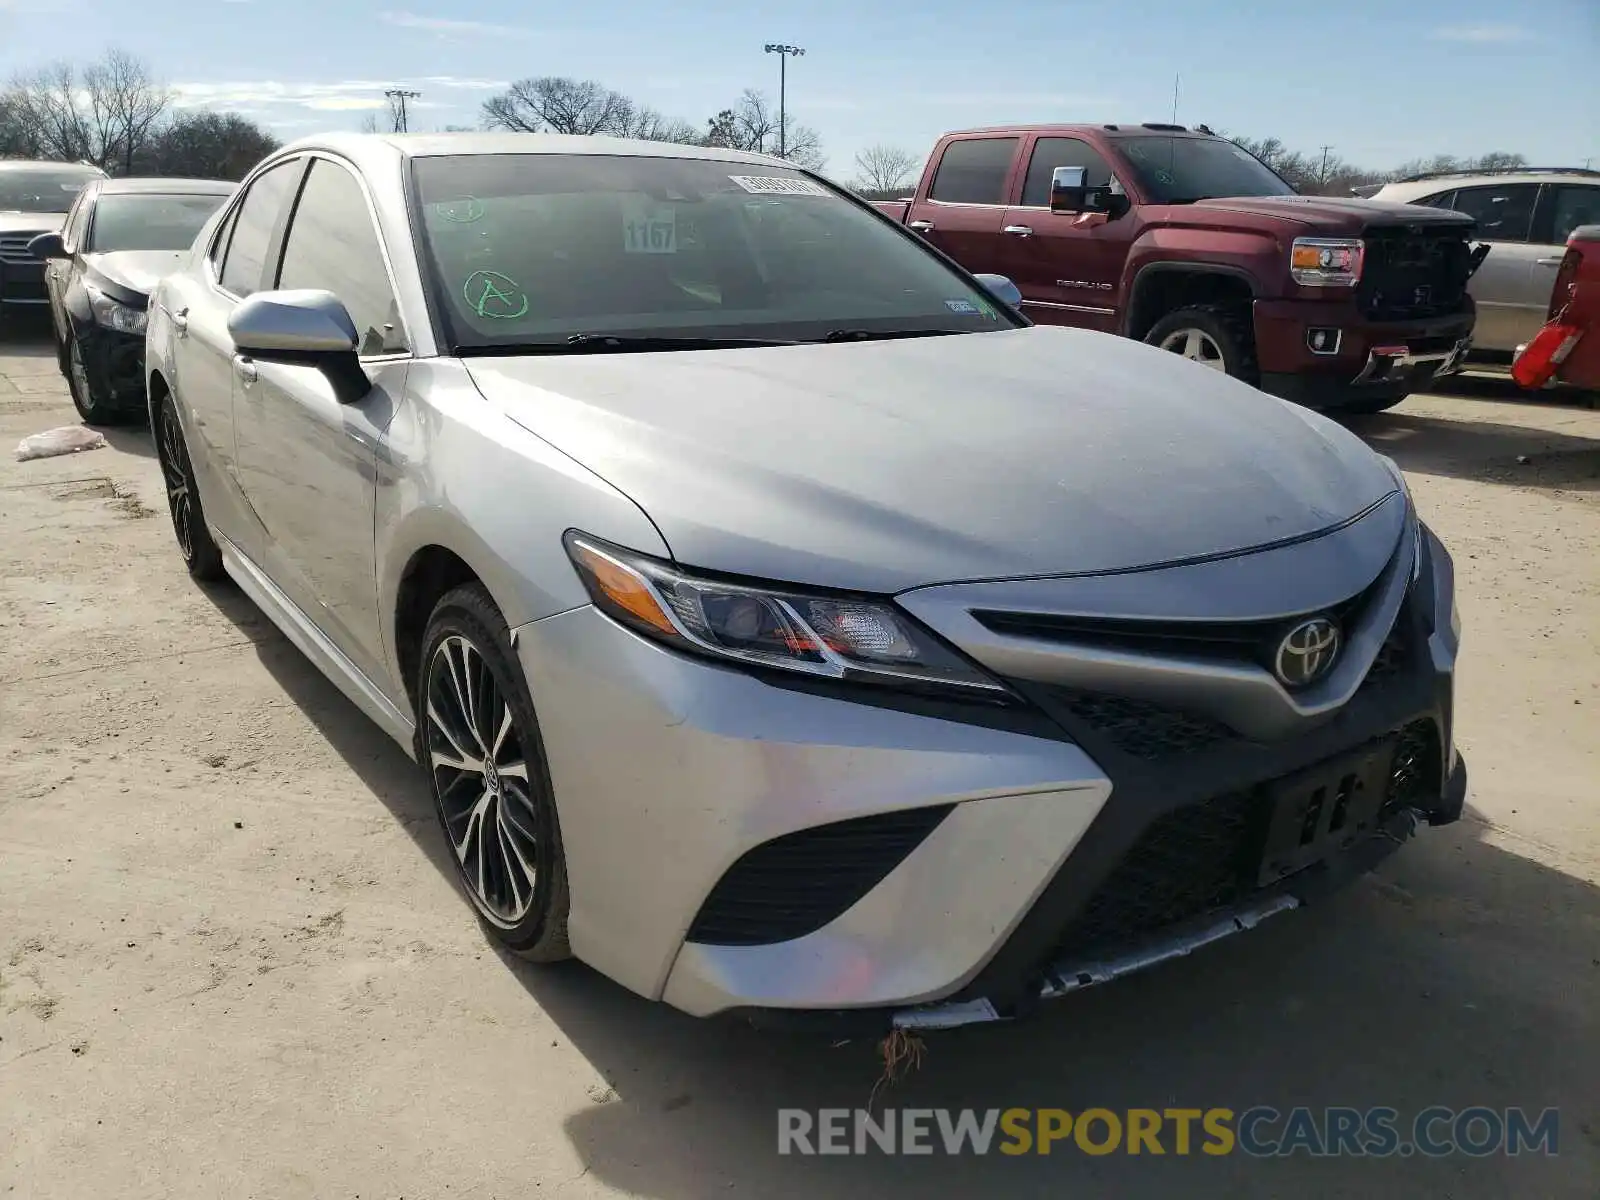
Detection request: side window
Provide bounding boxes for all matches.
[928,137,1019,206]
[1415,190,1456,210]
[1547,185,1600,246]
[1450,184,1538,242]
[208,203,239,272]
[219,160,301,297]
[1020,137,1116,207]
[276,159,406,355]
[62,188,93,251]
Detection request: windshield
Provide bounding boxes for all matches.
[1113,136,1296,203]
[411,154,1020,350]
[87,192,229,252]
[0,167,101,213]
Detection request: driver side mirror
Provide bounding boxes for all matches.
[27,232,68,261]
[1048,166,1111,216]
[228,289,370,404]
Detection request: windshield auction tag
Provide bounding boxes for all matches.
[621,196,677,254]
[728,175,830,197]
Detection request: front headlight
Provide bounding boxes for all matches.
[86,283,148,335]
[1290,237,1364,287]
[565,533,1010,699]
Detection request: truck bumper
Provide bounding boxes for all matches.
[1252,298,1475,411]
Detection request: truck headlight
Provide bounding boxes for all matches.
[565,533,1011,700]
[86,283,148,335]
[1290,237,1364,287]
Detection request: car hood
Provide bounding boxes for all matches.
[1193,194,1477,232]
[82,250,187,304]
[0,210,68,235]
[464,326,1400,594]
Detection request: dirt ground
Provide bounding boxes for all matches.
[1,312,1596,1199]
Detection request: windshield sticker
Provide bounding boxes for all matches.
[435,197,486,224]
[621,196,677,254]
[728,175,830,197]
[463,270,529,320]
[944,298,980,315]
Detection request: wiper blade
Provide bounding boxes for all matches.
[456,334,799,357]
[821,328,969,343]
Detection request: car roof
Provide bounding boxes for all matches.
[1375,172,1600,201]
[0,159,107,174]
[96,177,238,195]
[939,124,1215,139]
[272,131,796,173]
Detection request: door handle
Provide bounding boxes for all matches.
[1003,225,1034,237]
[908,219,935,232]
[1535,257,1563,266]
[171,307,189,336]
[234,356,258,385]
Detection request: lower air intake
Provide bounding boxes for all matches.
[686,804,955,946]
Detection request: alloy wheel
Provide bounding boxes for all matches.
[425,634,542,927]
[1158,327,1227,371]
[159,402,196,562]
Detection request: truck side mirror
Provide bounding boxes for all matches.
[1049,166,1111,215]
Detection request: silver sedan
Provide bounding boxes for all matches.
[145,133,1466,1029]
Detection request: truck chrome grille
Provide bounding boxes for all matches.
[1358,227,1473,321]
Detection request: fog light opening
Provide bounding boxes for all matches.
[1307,327,1343,356]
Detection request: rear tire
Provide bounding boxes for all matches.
[1145,304,1259,384]
[154,392,226,582]
[417,583,572,963]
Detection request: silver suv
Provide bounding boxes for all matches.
[1366,168,1600,355]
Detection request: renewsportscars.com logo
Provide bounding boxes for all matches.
[777,1106,1561,1158]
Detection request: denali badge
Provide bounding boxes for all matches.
[1274,618,1341,688]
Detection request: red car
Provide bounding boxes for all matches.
[1512,224,1600,392]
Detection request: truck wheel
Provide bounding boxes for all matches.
[1145,305,1258,384]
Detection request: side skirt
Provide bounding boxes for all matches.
[216,529,417,758]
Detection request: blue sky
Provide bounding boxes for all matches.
[2,0,1596,179]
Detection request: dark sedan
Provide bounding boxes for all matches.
[29,176,235,423]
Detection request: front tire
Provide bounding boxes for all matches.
[64,332,132,426]
[418,584,572,962]
[155,392,226,581]
[1145,304,1259,384]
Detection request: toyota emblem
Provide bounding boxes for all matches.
[1274,618,1341,688]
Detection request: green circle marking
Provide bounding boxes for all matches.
[463,270,529,320]
[436,197,486,223]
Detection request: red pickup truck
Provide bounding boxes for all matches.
[875,123,1488,413]
[1512,223,1600,394]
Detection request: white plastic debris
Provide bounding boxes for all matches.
[14,425,109,462]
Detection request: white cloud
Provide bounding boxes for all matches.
[1429,24,1530,43]
[380,10,532,38]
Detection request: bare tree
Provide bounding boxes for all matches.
[852,144,919,194]
[5,51,173,172]
[482,76,634,136]
[703,89,823,168]
[359,111,382,135]
[138,111,280,180]
[0,87,46,158]
[85,49,173,174]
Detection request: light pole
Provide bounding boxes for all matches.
[384,88,421,133]
[763,43,804,158]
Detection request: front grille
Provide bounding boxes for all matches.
[1047,718,1441,962]
[686,804,954,946]
[973,577,1382,677]
[1038,687,1235,760]
[0,233,45,265]
[1359,226,1473,321]
[1358,614,1409,692]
